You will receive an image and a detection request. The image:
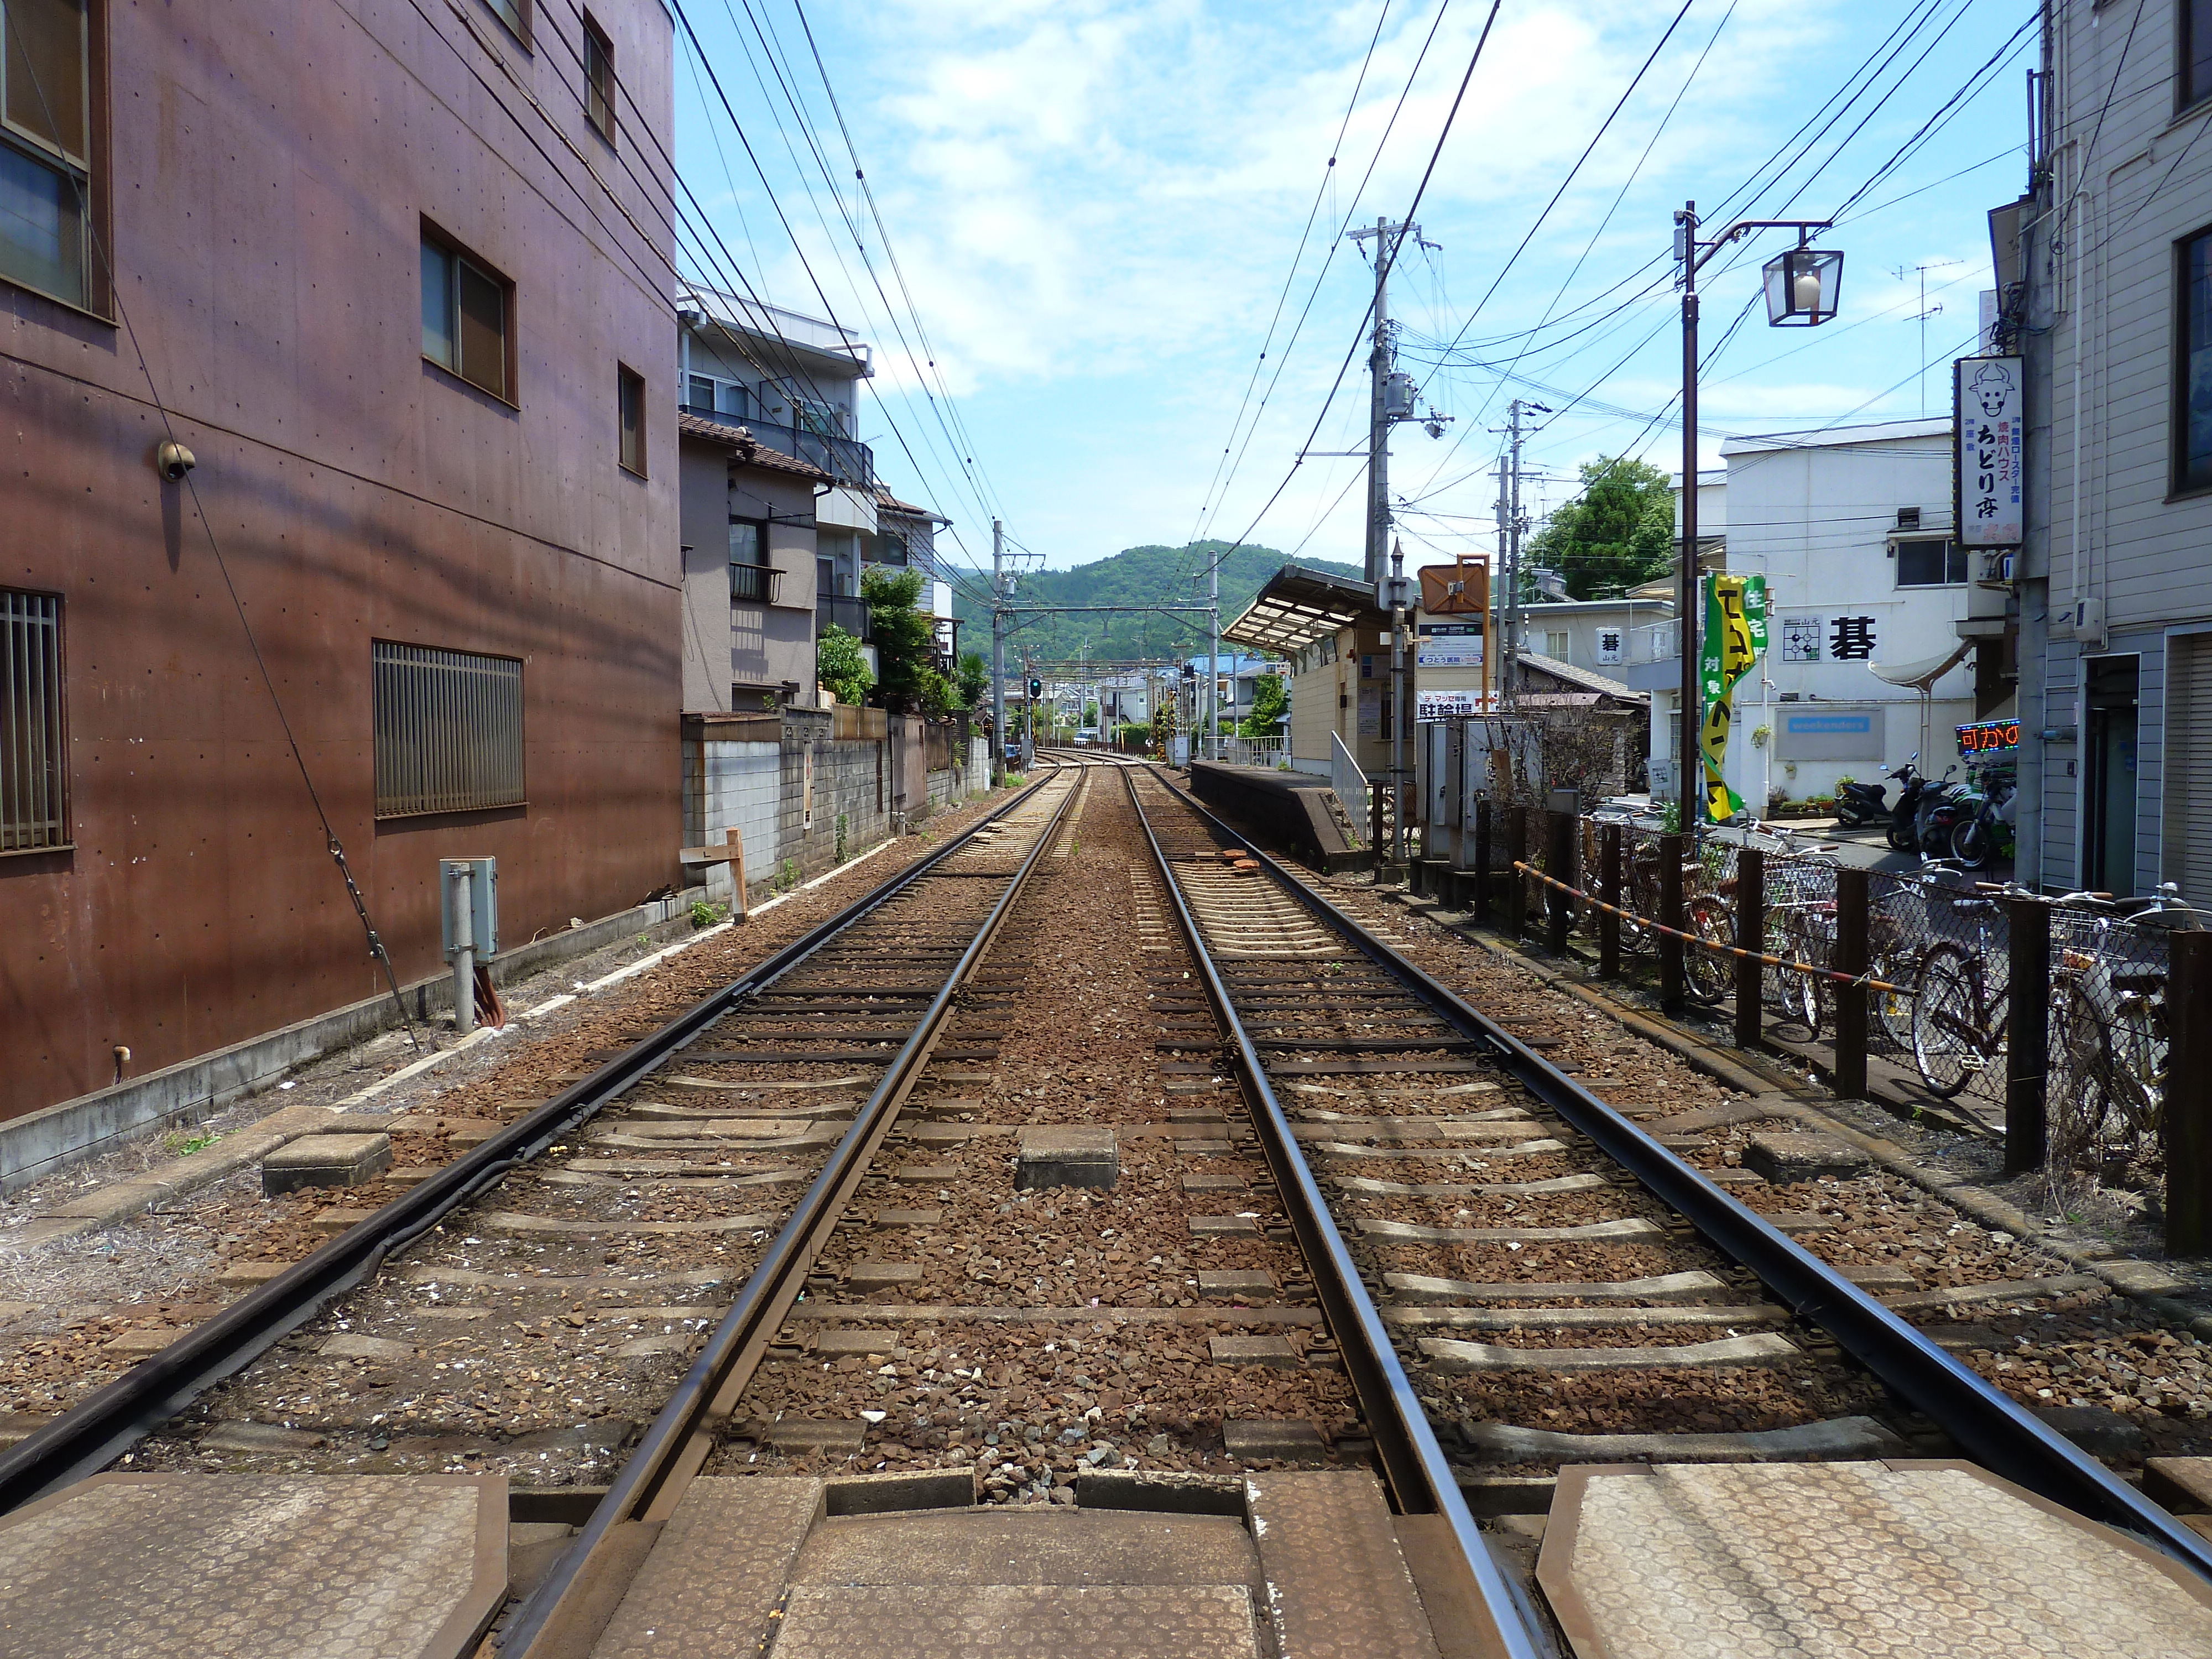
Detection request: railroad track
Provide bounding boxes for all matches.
[1117,766,2212,1583]
[0,767,1082,1515]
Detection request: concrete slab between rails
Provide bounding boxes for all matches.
[0,885,712,1202]
[0,1473,508,1659]
[1537,1461,2212,1659]
[1459,1414,1912,1465]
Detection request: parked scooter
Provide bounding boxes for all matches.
[1834,759,1906,828]
[1947,768,2017,871]
[1916,765,1972,859]
[1880,758,1934,852]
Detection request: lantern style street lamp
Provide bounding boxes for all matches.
[1763,241,1844,326]
[1672,204,1840,842]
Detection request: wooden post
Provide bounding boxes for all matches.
[1472,799,1493,925]
[677,826,749,919]
[1546,810,1575,956]
[2005,896,2049,1177]
[1833,866,1868,1100]
[725,826,749,919]
[1734,847,1764,1051]
[2166,932,2212,1255]
[1505,806,1528,939]
[1598,822,1621,980]
[1658,832,1684,1012]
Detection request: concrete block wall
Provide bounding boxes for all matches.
[683,739,780,907]
[772,737,891,893]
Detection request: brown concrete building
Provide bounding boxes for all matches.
[0,0,680,1124]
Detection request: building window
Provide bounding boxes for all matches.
[2189,1,2212,109]
[1544,630,1571,660]
[583,13,615,143]
[729,518,778,603]
[1,587,66,853]
[372,641,525,818]
[484,0,529,44]
[0,0,92,311]
[618,363,645,475]
[686,373,750,421]
[2182,226,2212,491]
[1894,537,1967,586]
[421,226,512,401]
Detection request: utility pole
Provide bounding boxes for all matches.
[990,518,1008,785]
[1208,560,1220,763]
[1498,398,1546,709]
[1349,216,1442,863]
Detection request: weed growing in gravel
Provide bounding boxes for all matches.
[836,812,849,864]
[688,900,727,930]
[165,1130,221,1157]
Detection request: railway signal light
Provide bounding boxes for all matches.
[1028,677,1042,699]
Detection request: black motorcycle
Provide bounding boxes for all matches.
[1836,754,1916,832]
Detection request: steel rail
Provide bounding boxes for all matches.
[504,766,1086,1658]
[0,770,1062,1517]
[1120,768,1552,1659]
[1143,767,2212,1582]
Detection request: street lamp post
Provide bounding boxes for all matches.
[1673,203,1841,833]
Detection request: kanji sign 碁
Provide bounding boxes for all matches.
[1955,356,2023,548]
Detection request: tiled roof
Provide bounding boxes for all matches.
[1516,650,1641,702]
[677,411,833,482]
[873,484,946,521]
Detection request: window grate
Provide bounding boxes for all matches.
[373,640,524,817]
[1,587,66,852]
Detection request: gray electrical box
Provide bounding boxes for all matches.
[439,857,498,960]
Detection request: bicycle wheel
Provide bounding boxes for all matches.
[2048,979,2119,1175]
[1868,950,1916,1051]
[1911,943,1986,1097]
[2105,986,2165,1142]
[1790,908,1835,1040]
[1683,894,1735,1006]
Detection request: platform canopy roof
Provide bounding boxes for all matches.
[1223,564,1380,655]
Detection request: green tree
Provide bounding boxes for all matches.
[955,650,988,709]
[1239,671,1288,737]
[1525,457,1675,600]
[862,565,942,712]
[816,624,873,706]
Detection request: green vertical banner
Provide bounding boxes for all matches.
[1697,573,1767,823]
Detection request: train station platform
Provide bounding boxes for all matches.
[1186,762,1369,873]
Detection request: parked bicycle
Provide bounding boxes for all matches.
[2046,884,2203,1177]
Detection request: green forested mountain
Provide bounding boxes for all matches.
[951,540,1363,665]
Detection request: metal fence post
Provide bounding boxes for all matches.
[1472,799,1493,925]
[2005,896,2051,1178]
[1599,822,1621,980]
[1659,832,1684,1012]
[1546,810,1576,955]
[1735,847,1764,1051]
[2165,932,2212,1254]
[1505,807,1528,938]
[1834,866,1868,1100]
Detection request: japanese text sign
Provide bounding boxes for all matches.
[1955,356,2023,548]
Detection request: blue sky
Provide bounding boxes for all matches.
[671,0,2036,594]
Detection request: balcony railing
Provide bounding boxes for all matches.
[817,592,870,641]
[681,403,873,488]
[730,562,781,605]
